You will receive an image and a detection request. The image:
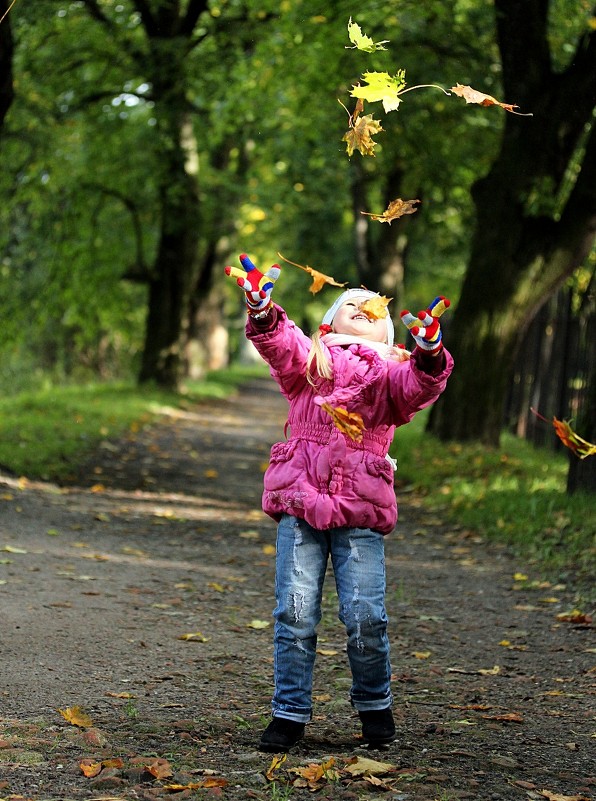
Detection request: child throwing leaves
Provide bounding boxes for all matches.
[225,254,454,752]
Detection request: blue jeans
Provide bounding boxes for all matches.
[271,515,392,723]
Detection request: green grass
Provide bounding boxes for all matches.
[0,366,593,602]
[391,409,596,602]
[0,364,267,481]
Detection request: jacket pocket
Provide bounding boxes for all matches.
[353,453,395,507]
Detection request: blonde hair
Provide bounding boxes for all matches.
[306,330,333,386]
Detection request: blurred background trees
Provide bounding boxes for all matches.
[0,0,594,485]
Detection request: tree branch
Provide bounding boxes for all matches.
[181,0,210,37]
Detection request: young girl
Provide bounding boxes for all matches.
[225,254,454,752]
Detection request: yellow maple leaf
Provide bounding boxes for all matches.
[58,706,93,728]
[265,753,287,781]
[321,403,365,442]
[359,295,392,320]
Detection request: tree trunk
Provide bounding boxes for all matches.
[0,0,14,128]
[429,0,596,444]
[138,115,200,389]
[133,2,208,389]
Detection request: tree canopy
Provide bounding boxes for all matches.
[0,0,594,471]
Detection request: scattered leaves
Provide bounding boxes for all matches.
[247,619,270,629]
[277,252,348,293]
[320,403,365,442]
[361,197,420,223]
[58,706,93,728]
[556,609,592,624]
[343,755,396,776]
[451,83,533,116]
[481,712,524,723]
[346,17,389,52]
[265,753,286,781]
[178,631,209,642]
[144,757,173,780]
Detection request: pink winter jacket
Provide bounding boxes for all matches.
[247,304,454,535]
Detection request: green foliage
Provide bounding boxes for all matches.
[392,410,596,600]
[0,366,266,480]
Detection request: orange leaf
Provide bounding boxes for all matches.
[552,417,596,459]
[556,609,592,624]
[531,409,596,459]
[320,403,365,442]
[144,757,173,779]
[58,706,93,728]
[451,83,533,116]
[277,252,347,294]
[79,759,103,778]
[361,197,420,224]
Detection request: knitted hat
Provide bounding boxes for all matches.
[321,289,394,347]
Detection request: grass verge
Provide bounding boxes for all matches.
[391,410,595,603]
[0,365,266,481]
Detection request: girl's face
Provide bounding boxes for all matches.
[332,297,388,343]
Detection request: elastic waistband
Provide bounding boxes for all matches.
[289,421,389,457]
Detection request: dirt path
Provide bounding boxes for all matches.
[0,378,594,801]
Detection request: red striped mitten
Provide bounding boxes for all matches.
[400,296,450,354]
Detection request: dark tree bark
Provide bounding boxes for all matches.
[0,0,15,128]
[350,159,412,307]
[429,0,596,445]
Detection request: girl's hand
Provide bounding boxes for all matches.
[400,296,450,354]
[225,254,281,313]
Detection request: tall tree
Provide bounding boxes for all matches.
[0,0,14,128]
[429,0,596,445]
[78,0,206,389]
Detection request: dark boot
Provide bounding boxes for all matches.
[259,717,305,752]
[359,708,396,747]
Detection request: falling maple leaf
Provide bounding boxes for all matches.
[343,111,384,157]
[531,408,596,458]
[320,403,365,442]
[277,252,347,293]
[451,83,533,116]
[361,197,420,223]
[346,17,389,52]
[351,70,407,113]
[359,295,392,320]
[58,706,93,728]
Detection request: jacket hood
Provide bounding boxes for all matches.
[321,289,394,346]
